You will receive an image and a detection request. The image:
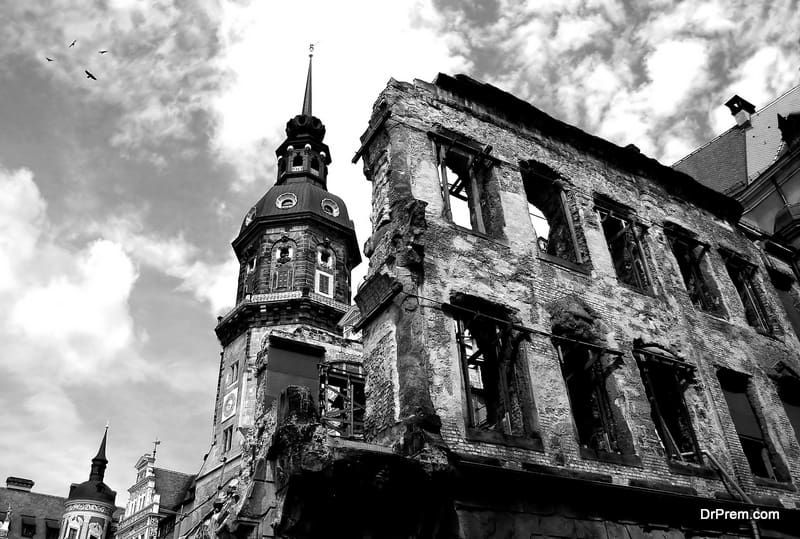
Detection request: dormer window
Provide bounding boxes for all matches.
[321,198,340,217]
[291,153,304,172]
[275,193,297,209]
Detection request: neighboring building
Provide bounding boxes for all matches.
[674,87,800,340]
[114,453,193,539]
[0,478,64,539]
[195,73,800,537]
[173,52,362,539]
[0,429,122,539]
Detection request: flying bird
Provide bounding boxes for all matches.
[85,70,97,80]
[98,50,108,54]
[69,40,76,48]
[45,57,54,62]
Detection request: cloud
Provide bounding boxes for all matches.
[0,165,147,385]
[88,214,238,315]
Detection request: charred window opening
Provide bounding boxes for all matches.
[665,226,721,314]
[319,362,365,439]
[769,270,800,338]
[718,370,789,481]
[634,347,701,463]
[595,196,651,292]
[451,299,536,439]
[722,252,771,332]
[291,153,303,171]
[21,518,36,538]
[556,341,629,455]
[777,377,800,446]
[430,128,502,236]
[522,162,583,265]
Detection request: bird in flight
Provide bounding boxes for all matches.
[69,40,76,48]
[45,57,54,62]
[85,70,97,80]
[98,50,108,54]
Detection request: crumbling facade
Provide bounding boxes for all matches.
[183,73,800,538]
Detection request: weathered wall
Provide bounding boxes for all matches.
[356,76,800,518]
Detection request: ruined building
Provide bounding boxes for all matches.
[177,71,800,537]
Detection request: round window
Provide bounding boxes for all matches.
[276,193,297,209]
[321,198,340,217]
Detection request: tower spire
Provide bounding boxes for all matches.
[302,44,313,116]
[89,426,109,482]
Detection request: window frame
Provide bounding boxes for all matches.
[315,269,334,298]
[319,362,366,439]
[664,226,721,314]
[221,425,234,453]
[430,128,500,237]
[594,197,653,293]
[721,251,771,333]
[634,347,702,463]
[449,302,540,448]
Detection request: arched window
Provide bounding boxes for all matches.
[315,245,335,298]
[291,153,304,171]
[271,241,296,291]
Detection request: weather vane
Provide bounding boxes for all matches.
[309,43,314,57]
[152,437,161,459]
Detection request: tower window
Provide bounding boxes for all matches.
[317,247,334,269]
[275,193,297,209]
[315,270,334,298]
[246,257,256,274]
[718,370,789,481]
[272,243,295,291]
[722,252,771,332]
[222,426,234,453]
[291,153,304,171]
[321,198,340,217]
[310,156,320,176]
[21,517,36,538]
[634,347,701,463]
[67,528,78,539]
[595,196,651,292]
[665,225,722,314]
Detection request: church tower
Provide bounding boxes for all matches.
[60,428,117,539]
[181,50,362,535]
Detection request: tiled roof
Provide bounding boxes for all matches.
[152,469,194,512]
[673,84,800,194]
[673,127,747,194]
[0,487,66,521]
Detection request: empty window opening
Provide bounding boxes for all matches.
[718,370,788,481]
[635,348,701,463]
[310,156,320,175]
[769,271,800,337]
[454,305,535,438]
[778,377,800,446]
[723,254,771,332]
[556,342,629,455]
[246,257,256,274]
[291,153,303,171]
[665,228,721,314]
[222,425,233,453]
[319,362,365,439]
[522,163,583,264]
[595,199,651,292]
[45,523,59,539]
[431,130,501,236]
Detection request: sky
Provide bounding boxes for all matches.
[1,0,798,505]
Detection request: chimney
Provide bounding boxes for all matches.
[725,95,756,127]
[6,477,34,492]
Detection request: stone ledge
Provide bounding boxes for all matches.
[628,478,698,496]
[520,462,613,484]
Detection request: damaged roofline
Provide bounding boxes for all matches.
[430,73,743,222]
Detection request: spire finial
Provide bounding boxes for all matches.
[89,426,109,482]
[152,437,161,460]
[302,44,313,116]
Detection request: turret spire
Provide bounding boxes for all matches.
[302,44,314,116]
[89,426,109,482]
